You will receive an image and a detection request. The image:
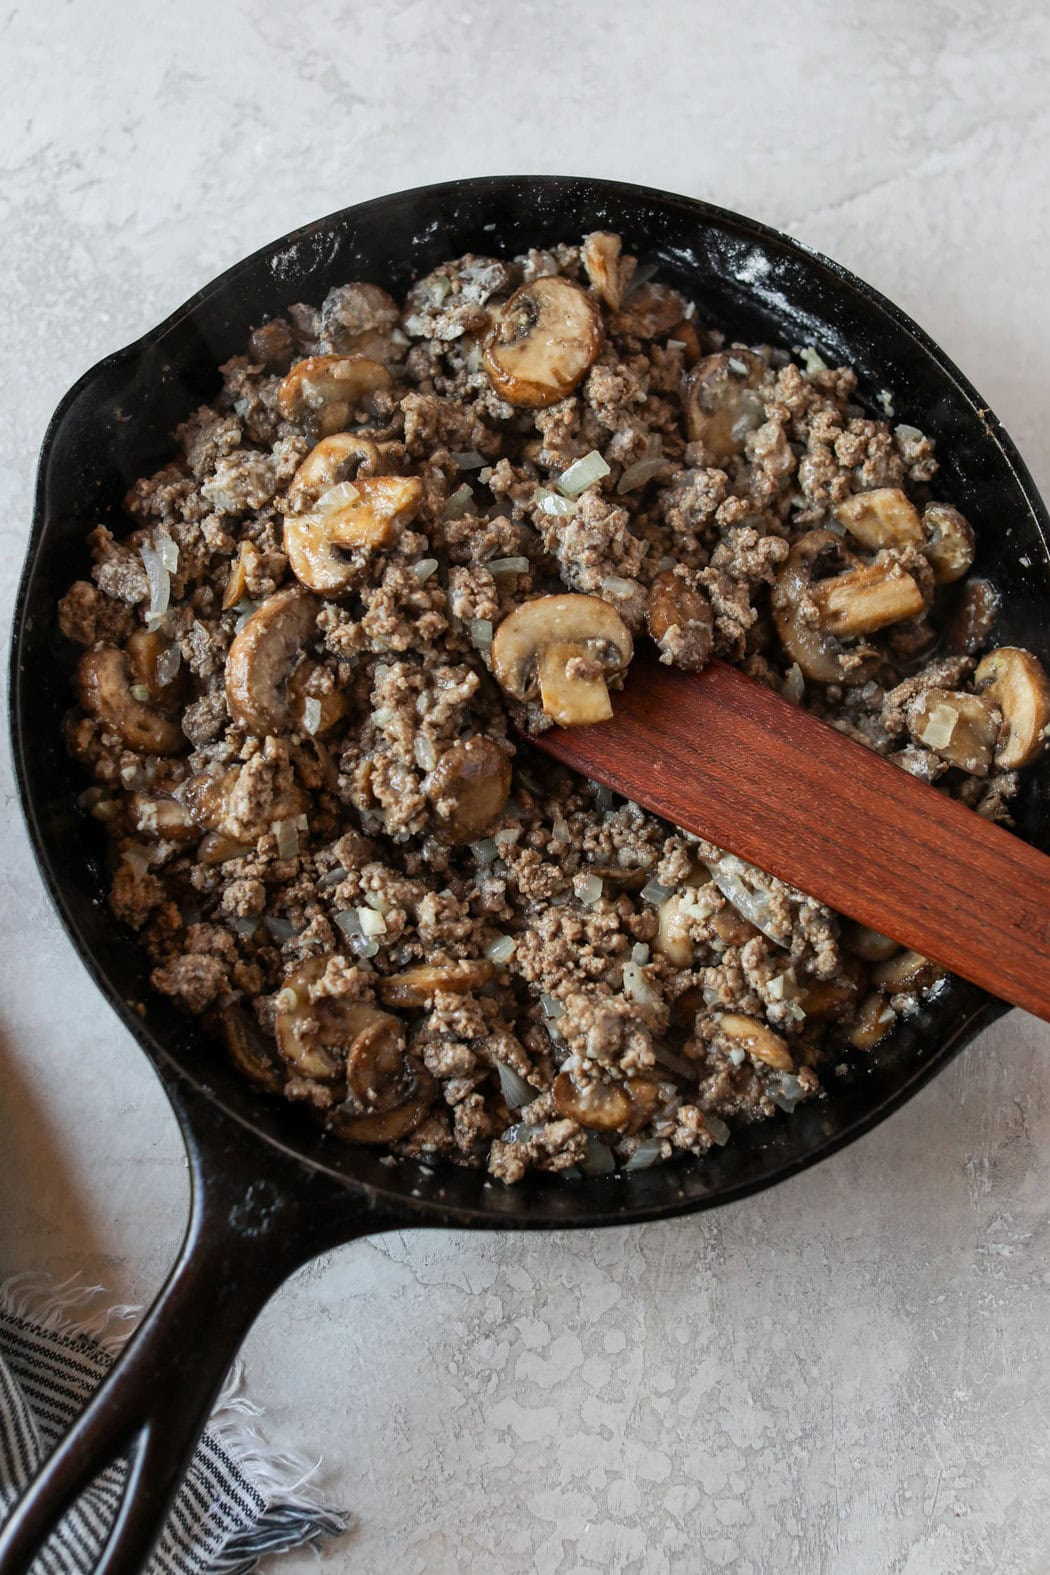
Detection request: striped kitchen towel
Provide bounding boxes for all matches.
[0,1275,348,1573]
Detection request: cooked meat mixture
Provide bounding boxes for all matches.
[58,232,1050,1183]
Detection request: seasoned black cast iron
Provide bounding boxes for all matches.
[5,176,1050,1574]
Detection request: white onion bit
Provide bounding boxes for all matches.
[556,450,611,498]
[485,934,517,964]
[271,819,300,859]
[495,1060,532,1109]
[409,557,440,582]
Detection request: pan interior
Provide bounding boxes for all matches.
[13,176,1050,1226]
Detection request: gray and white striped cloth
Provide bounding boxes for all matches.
[0,1277,348,1573]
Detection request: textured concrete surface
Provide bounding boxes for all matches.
[2,2,1050,1571]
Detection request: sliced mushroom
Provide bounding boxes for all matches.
[710,906,760,948]
[183,763,305,843]
[327,1073,436,1144]
[491,594,633,726]
[848,992,895,1050]
[682,351,767,465]
[947,577,999,655]
[125,629,185,705]
[248,318,296,371]
[772,531,868,682]
[276,958,404,1089]
[834,487,923,550]
[581,231,630,310]
[277,354,392,437]
[284,475,423,594]
[425,736,512,844]
[922,503,975,584]
[843,921,899,963]
[655,893,694,968]
[379,959,494,1009]
[610,281,688,340]
[219,1005,283,1092]
[127,793,197,841]
[77,646,184,755]
[974,646,1050,769]
[225,586,320,735]
[872,948,943,993]
[645,570,713,669]
[552,1071,660,1133]
[198,830,253,865]
[715,1013,794,1072]
[483,276,602,408]
[287,660,349,737]
[906,688,997,774]
[798,977,858,1020]
[285,432,385,513]
[808,559,926,638]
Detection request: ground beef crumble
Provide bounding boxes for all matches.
[59,232,1049,1184]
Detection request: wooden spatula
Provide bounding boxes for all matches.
[532,655,1050,1023]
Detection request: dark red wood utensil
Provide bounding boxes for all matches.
[533,655,1050,1023]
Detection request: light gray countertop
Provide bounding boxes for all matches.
[3,3,1049,1571]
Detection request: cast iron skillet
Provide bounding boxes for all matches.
[5,176,1050,1574]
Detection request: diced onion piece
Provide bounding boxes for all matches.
[334,908,363,938]
[502,1122,544,1145]
[600,575,638,600]
[534,487,577,519]
[631,943,650,965]
[155,641,182,687]
[782,663,805,705]
[469,618,493,649]
[579,1135,616,1177]
[443,483,474,519]
[593,784,614,812]
[799,347,827,375]
[539,993,564,1021]
[471,838,498,866]
[652,1043,698,1080]
[363,890,390,914]
[139,541,170,629]
[357,906,387,937]
[623,960,659,1009]
[230,916,259,937]
[556,450,611,498]
[712,856,788,947]
[272,819,299,859]
[410,557,440,582]
[624,1138,666,1172]
[487,556,530,576]
[576,873,603,907]
[495,1060,532,1109]
[414,734,437,770]
[485,934,517,964]
[316,480,361,514]
[705,1113,731,1146]
[452,449,485,469]
[130,683,151,703]
[616,457,668,494]
[121,844,151,879]
[641,879,673,905]
[264,916,296,942]
[353,937,379,960]
[302,697,323,735]
[771,1072,807,1112]
[156,530,179,573]
[919,704,959,750]
[234,599,261,631]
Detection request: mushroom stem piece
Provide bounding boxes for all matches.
[809,561,925,637]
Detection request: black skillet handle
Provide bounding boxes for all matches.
[0,1073,407,1575]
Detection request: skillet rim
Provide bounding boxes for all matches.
[12,173,1038,1229]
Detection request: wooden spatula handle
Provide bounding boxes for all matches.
[534,657,1050,1023]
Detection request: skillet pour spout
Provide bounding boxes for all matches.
[6,175,1050,1572]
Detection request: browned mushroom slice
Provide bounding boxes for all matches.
[872,949,944,993]
[127,793,198,841]
[798,977,858,1020]
[284,475,423,595]
[552,1072,660,1133]
[218,1005,283,1092]
[682,351,768,465]
[225,586,320,735]
[77,646,184,755]
[842,921,899,962]
[611,282,689,340]
[834,487,923,551]
[379,960,495,1009]
[287,660,349,737]
[645,570,713,670]
[975,647,1050,769]
[906,688,997,774]
[581,231,631,310]
[198,831,253,866]
[491,594,633,726]
[249,318,296,371]
[277,354,392,437]
[809,560,927,638]
[328,1071,436,1144]
[715,1013,794,1072]
[425,736,511,844]
[276,958,404,1086]
[125,628,186,705]
[849,992,895,1050]
[772,531,864,683]
[285,432,386,512]
[483,276,602,408]
[922,503,975,584]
